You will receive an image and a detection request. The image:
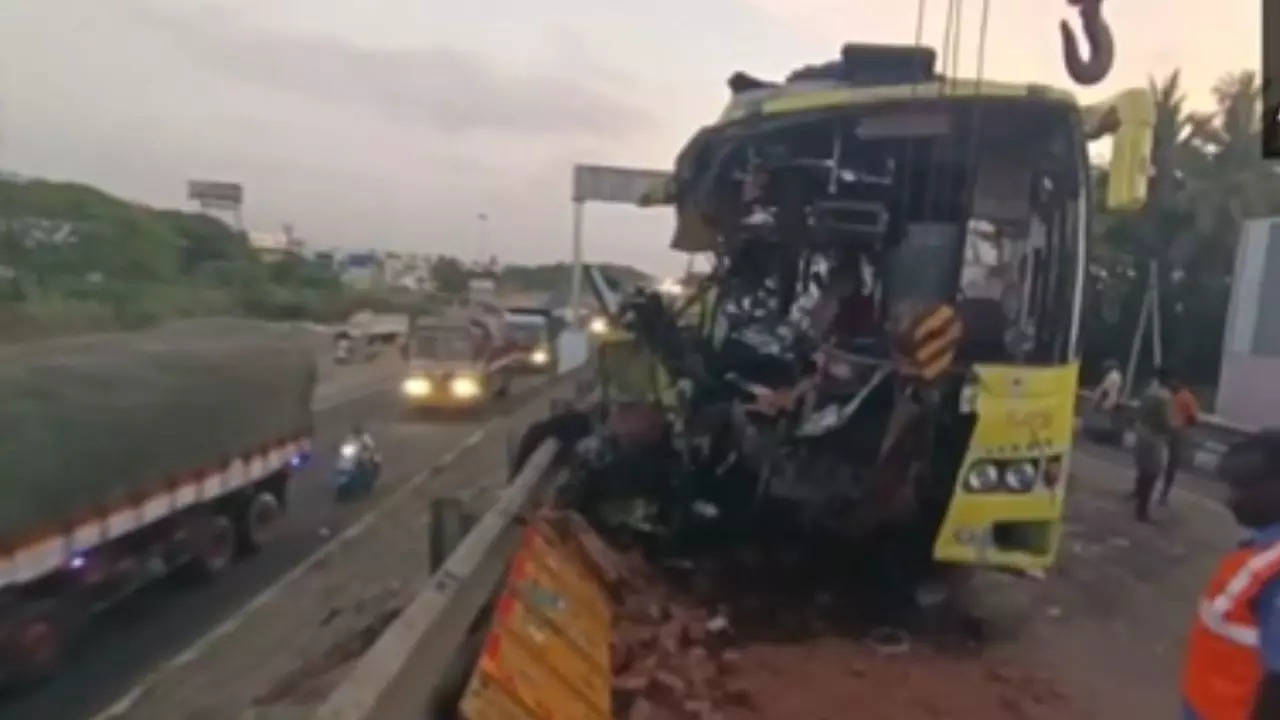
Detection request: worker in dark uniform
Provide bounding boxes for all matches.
[1131,367,1173,522]
[1181,430,1280,719]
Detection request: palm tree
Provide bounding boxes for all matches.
[1181,71,1280,276]
[1087,72,1195,385]
[1147,71,1191,235]
[1089,70,1280,388]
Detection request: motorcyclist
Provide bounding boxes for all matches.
[335,424,381,499]
[349,424,380,472]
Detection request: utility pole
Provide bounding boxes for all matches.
[1124,265,1154,397]
[569,201,584,326]
[1123,98,1176,397]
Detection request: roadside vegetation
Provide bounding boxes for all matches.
[0,179,367,340]
[0,179,648,342]
[1085,70,1280,401]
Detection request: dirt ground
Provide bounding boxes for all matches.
[973,449,1236,720]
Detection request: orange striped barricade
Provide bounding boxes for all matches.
[459,522,613,720]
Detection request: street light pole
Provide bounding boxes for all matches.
[476,212,489,268]
[569,201,584,326]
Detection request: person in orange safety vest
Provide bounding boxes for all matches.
[1181,429,1280,719]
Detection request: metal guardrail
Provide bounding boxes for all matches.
[1077,389,1254,472]
[311,438,561,720]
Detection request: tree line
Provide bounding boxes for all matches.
[1084,69,1280,400]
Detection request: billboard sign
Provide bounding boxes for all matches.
[571,165,670,205]
[187,180,243,210]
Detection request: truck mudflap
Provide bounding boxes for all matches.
[458,521,613,720]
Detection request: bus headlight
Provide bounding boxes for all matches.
[401,376,432,397]
[530,348,550,366]
[963,462,1001,493]
[1003,461,1039,493]
[588,316,609,335]
[449,375,482,399]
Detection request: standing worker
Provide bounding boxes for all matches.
[1180,430,1280,720]
[1093,359,1124,442]
[1162,375,1202,505]
[1095,359,1124,411]
[1131,367,1173,522]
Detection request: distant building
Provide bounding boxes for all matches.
[248,231,288,262]
[248,230,305,263]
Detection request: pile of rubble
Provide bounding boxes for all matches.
[611,589,748,719]
[552,513,743,720]
[557,512,1085,720]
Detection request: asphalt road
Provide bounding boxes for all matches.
[0,363,551,720]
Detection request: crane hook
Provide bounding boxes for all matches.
[1060,0,1114,86]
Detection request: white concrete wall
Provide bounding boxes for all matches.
[1217,218,1280,428]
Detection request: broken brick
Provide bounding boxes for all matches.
[614,673,652,695]
[620,595,652,622]
[682,698,713,718]
[614,666,655,702]
[687,647,714,679]
[722,680,755,708]
[685,647,717,697]
[627,697,655,720]
[718,649,742,672]
[652,670,688,703]
[648,601,668,622]
[658,618,685,654]
[667,602,689,624]
[561,512,625,588]
[612,638,633,674]
[636,651,661,674]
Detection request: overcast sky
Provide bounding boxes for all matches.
[0,0,1261,277]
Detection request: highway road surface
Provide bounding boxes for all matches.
[0,354,553,720]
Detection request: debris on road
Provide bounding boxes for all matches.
[460,514,1086,720]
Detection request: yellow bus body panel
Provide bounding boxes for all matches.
[932,362,1080,572]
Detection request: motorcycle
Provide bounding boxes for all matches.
[334,429,381,502]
